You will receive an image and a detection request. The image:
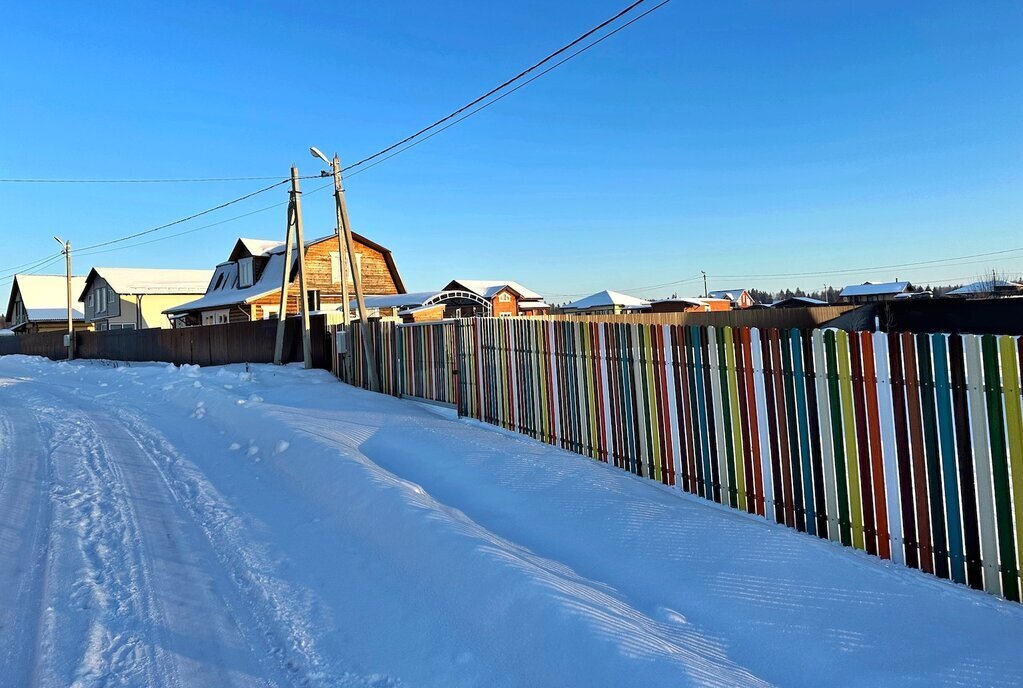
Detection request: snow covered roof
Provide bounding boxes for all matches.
[708,289,749,302]
[770,296,827,307]
[356,292,445,310]
[839,281,912,298]
[236,238,284,257]
[445,279,543,300]
[518,300,550,309]
[83,267,214,298]
[163,255,283,314]
[653,297,710,308]
[563,290,651,311]
[947,280,1023,296]
[5,274,86,324]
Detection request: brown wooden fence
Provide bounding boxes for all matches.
[541,305,854,329]
[0,316,331,368]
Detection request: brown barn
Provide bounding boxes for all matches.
[166,233,404,326]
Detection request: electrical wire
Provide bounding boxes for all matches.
[0,175,290,184]
[73,178,290,252]
[343,0,655,172]
[340,0,672,176]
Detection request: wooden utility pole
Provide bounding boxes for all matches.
[291,166,313,369]
[273,201,297,365]
[332,154,380,391]
[702,270,708,298]
[331,156,351,328]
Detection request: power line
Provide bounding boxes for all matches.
[75,181,334,259]
[343,0,658,172]
[0,175,290,184]
[74,179,290,252]
[712,244,1023,281]
[3,0,668,186]
[341,0,673,176]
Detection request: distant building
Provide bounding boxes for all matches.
[707,289,756,309]
[649,297,731,314]
[442,280,549,317]
[946,279,1023,299]
[5,274,89,334]
[561,290,650,316]
[839,281,914,304]
[82,268,214,330]
[770,296,828,309]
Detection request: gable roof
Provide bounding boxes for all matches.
[5,274,87,325]
[167,232,405,316]
[445,279,542,300]
[81,267,214,299]
[563,290,650,311]
[839,281,912,298]
[228,232,405,293]
[947,280,1023,296]
[770,296,827,308]
[708,289,750,302]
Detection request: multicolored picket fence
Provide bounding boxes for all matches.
[338,318,1023,602]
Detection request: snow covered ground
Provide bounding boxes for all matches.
[0,355,1021,688]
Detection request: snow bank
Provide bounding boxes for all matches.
[1,354,1021,687]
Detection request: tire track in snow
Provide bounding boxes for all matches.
[19,371,381,688]
[23,390,168,687]
[0,399,56,686]
[14,384,279,687]
[112,406,370,688]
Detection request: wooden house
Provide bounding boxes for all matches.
[166,233,404,326]
[839,281,914,304]
[5,274,89,334]
[707,289,757,309]
[80,268,214,330]
[442,280,549,317]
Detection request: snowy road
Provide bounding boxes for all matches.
[0,356,1021,687]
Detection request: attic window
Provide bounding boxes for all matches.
[498,292,512,303]
[214,273,225,290]
[238,257,254,288]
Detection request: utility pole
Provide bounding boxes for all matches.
[330,155,353,383]
[702,270,708,298]
[331,154,380,391]
[54,236,74,360]
[291,167,313,369]
[272,168,313,369]
[273,201,297,365]
[331,155,351,329]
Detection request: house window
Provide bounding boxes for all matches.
[238,257,254,288]
[109,323,136,330]
[262,305,280,320]
[87,293,94,309]
[498,293,512,303]
[97,287,107,313]
[202,309,230,326]
[330,252,341,284]
[307,289,321,312]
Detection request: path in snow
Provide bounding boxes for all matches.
[0,356,1022,687]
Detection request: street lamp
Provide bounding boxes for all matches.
[309,147,330,166]
[309,145,379,390]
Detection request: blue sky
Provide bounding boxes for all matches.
[2,1,1021,303]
